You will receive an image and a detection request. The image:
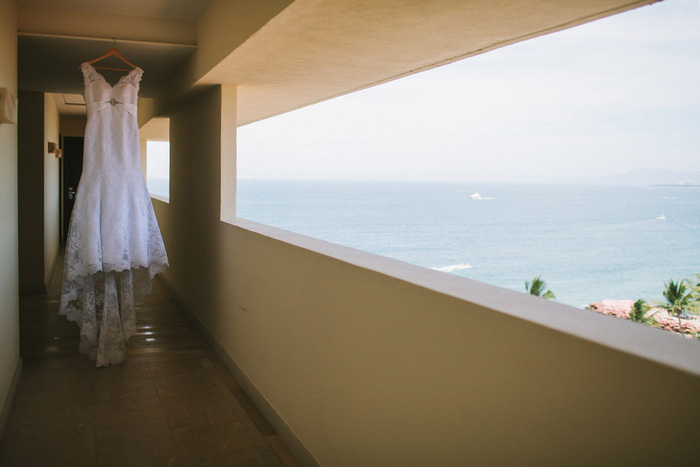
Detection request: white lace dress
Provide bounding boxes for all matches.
[59,63,168,367]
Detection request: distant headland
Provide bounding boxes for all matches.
[570,169,700,187]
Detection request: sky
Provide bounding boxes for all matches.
[237,0,700,183]
[146,140,170,179]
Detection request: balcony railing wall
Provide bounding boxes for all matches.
[150,84,700,466]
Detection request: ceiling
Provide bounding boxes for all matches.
[17,0,212,108]
[51,93,84,117]
[200,0,660,125]
[20,35,197,98]
[17,0,212,21]
[16,0,659,125]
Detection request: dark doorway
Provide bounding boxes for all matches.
[62,136,84,242]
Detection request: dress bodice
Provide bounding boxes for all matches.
[79,62,144,175]
[80,62,143,116]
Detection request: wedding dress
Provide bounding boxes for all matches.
[59,62,168,367]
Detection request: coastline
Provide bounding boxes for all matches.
[588,299,700,337]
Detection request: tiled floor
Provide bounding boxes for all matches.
[0,256,299,466]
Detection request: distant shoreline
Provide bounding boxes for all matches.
[649,184,700,188]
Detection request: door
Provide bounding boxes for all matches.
[62,136,84,242]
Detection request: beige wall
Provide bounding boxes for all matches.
[196,0,293,80]
[59,116,86,137]
[17,90,44,292]
[139,139,147,181]
[216,222,700,466]
[44,94,59,282]
[0,0,20,428]
[154,85,700,465]
[153,0,292,115]
[160,86,222,318]
[17,90,60,292]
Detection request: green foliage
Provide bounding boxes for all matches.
[525,275,555,300]
[691,273,700,295]
[651,278,700,335]
[628,299,656,325]
[655,279,699,318]
[693,272,700,284]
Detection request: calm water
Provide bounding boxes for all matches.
[236,180,700,307]
[147,177,169,199]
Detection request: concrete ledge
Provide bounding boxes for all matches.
[150,193,169,204]
[157,275,319,467]
[232,218,700,377]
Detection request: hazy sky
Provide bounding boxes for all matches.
[146,140,170,179]
[237,0,700,183]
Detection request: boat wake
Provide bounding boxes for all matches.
[431,263,472,273]
[470,192,494,200]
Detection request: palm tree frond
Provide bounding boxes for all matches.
[526,275,555,300]
[629,299,656,324]
[542,290,556,300]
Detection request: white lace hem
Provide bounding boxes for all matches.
[59,262,167,367]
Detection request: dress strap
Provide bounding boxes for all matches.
[125,68,144,85]
[80,62,102,84]
[80,62,143,88]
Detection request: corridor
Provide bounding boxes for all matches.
[0,256,298,466]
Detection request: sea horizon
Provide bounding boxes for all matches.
[221,178,700,308]
[235,167,700,187]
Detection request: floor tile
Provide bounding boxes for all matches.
[93,365,155,394]
[21,391,95,428]
[12,435,97,465]
[95,407,171,435]
[99,456,181,467]
[95,426,177,464]
[93,385,162,415]
[242,419,270,447]
[266,436,302,467]
[258,444,287,467]
[179,446,268,466]
[171,420,257,458]
[4,253,297,466]
[160,394,243,430]
[0,437,15,464]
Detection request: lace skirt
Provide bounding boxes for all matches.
[59,266,164,367]
[59,174,168,367]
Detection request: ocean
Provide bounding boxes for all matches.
[147,178,169,199]
[235,180,700,307]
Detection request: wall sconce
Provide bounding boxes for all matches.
[48,142,56,153]
[55,148,62,159]
[0,87,17,125]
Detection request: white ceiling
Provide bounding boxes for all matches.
[51,93,85,117]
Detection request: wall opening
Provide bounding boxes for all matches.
[146,140,170,201]
[141,117,171,203]
[236,1,700,334]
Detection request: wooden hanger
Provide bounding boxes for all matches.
[89,46,137,72]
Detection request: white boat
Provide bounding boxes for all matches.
[470,192,483,200]
[657,214,666,220]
